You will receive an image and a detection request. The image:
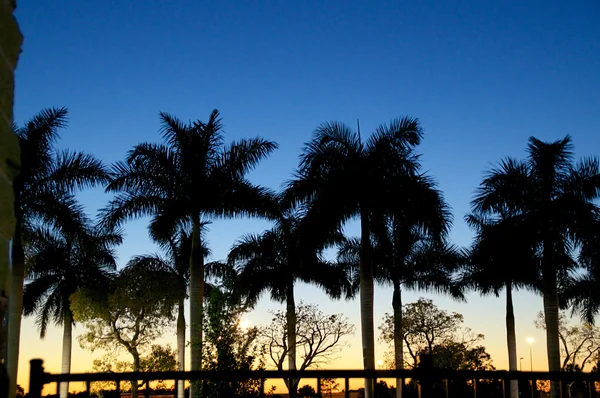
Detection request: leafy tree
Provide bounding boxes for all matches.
[91,345,178,392]
[471,136,600,398]
[430,342,495,370]
[228,200,353,397]
[122,228,202,398]
[461,212,539,398]
[297,385,316,398]
[8,107,109,398]
[200,284,264,398]
[379,298,483,369]
[287,117,424,398]
[22,223,119,398]
[103,110,277,398]
[319,378,339,398]
[72,258,180,398]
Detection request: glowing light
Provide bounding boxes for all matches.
[526,337,534,344]
[239,319,250,329]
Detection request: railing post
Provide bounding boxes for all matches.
[345,377,350,398]
[418,354,433,398]
[260,377,265,398]
[29,359,45,398]
[444,378,449,398]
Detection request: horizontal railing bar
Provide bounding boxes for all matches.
[38,369,600,383]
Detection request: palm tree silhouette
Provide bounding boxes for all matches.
[125,228,210,398]
[8,107,109,398]
[338,175,461,398]
[461,213,539,398]
[23,223,120,398]
[471,136,600,398]
[287,117,423,398]
[228,197,353,397]
[102,109,277,395]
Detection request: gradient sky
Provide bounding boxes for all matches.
[12,0,600,392]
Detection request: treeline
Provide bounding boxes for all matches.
[4,107,600,398]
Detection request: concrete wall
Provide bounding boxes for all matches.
[0,0,22,363]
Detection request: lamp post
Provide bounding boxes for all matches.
[526,337,534,371]
[520,357,523,371]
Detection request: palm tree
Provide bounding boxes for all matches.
[337,176,461,398]
[461,213,539,398]
[471,137,600,398]
[287,118,424,398]
[103,109,277,393]
[8,107,109,398]
[228,200,353,397]
[22,223,120,398]
[124,228,209,398]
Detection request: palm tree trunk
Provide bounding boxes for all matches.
[359,208,375,398]
[189,219,204,398]
[131,349,141,398]
[177,299,185,398]
[286,278,298,398]
[542,242,560,398]
[6,227,24,398]
[60,312,73,398]
[392,279,403,398]
[505,281,518,398]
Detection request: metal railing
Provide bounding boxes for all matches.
[28,359,600,398]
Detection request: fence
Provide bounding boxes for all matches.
[28,359,600,398]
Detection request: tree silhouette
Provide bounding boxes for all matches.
[102,109,277,397]
[472,136,600,398]
[8,107,109,398]
[287,117,424,398]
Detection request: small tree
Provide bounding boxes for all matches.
[297,385,316,398]
[379,298,484,368]
[91,345,178,392]
[430,342,495,370]
[320,378,339,398]
[259,302,355,392]
[71,259,180,398]
[200,285,265,398]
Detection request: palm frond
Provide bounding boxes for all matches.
[46,150,110,191]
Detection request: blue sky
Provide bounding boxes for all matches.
[12,0,600,388]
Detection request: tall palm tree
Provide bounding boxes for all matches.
[287,118,423,398]
[337,176,461,398]
[472,137,600,398]
[228,200,353,397]
[8,107,109,398]
[103,109,277,393]
[461,213,539,398]
[22,223,120,398]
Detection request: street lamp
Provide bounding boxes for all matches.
[520,357,523,371]
[526,337,534,371]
